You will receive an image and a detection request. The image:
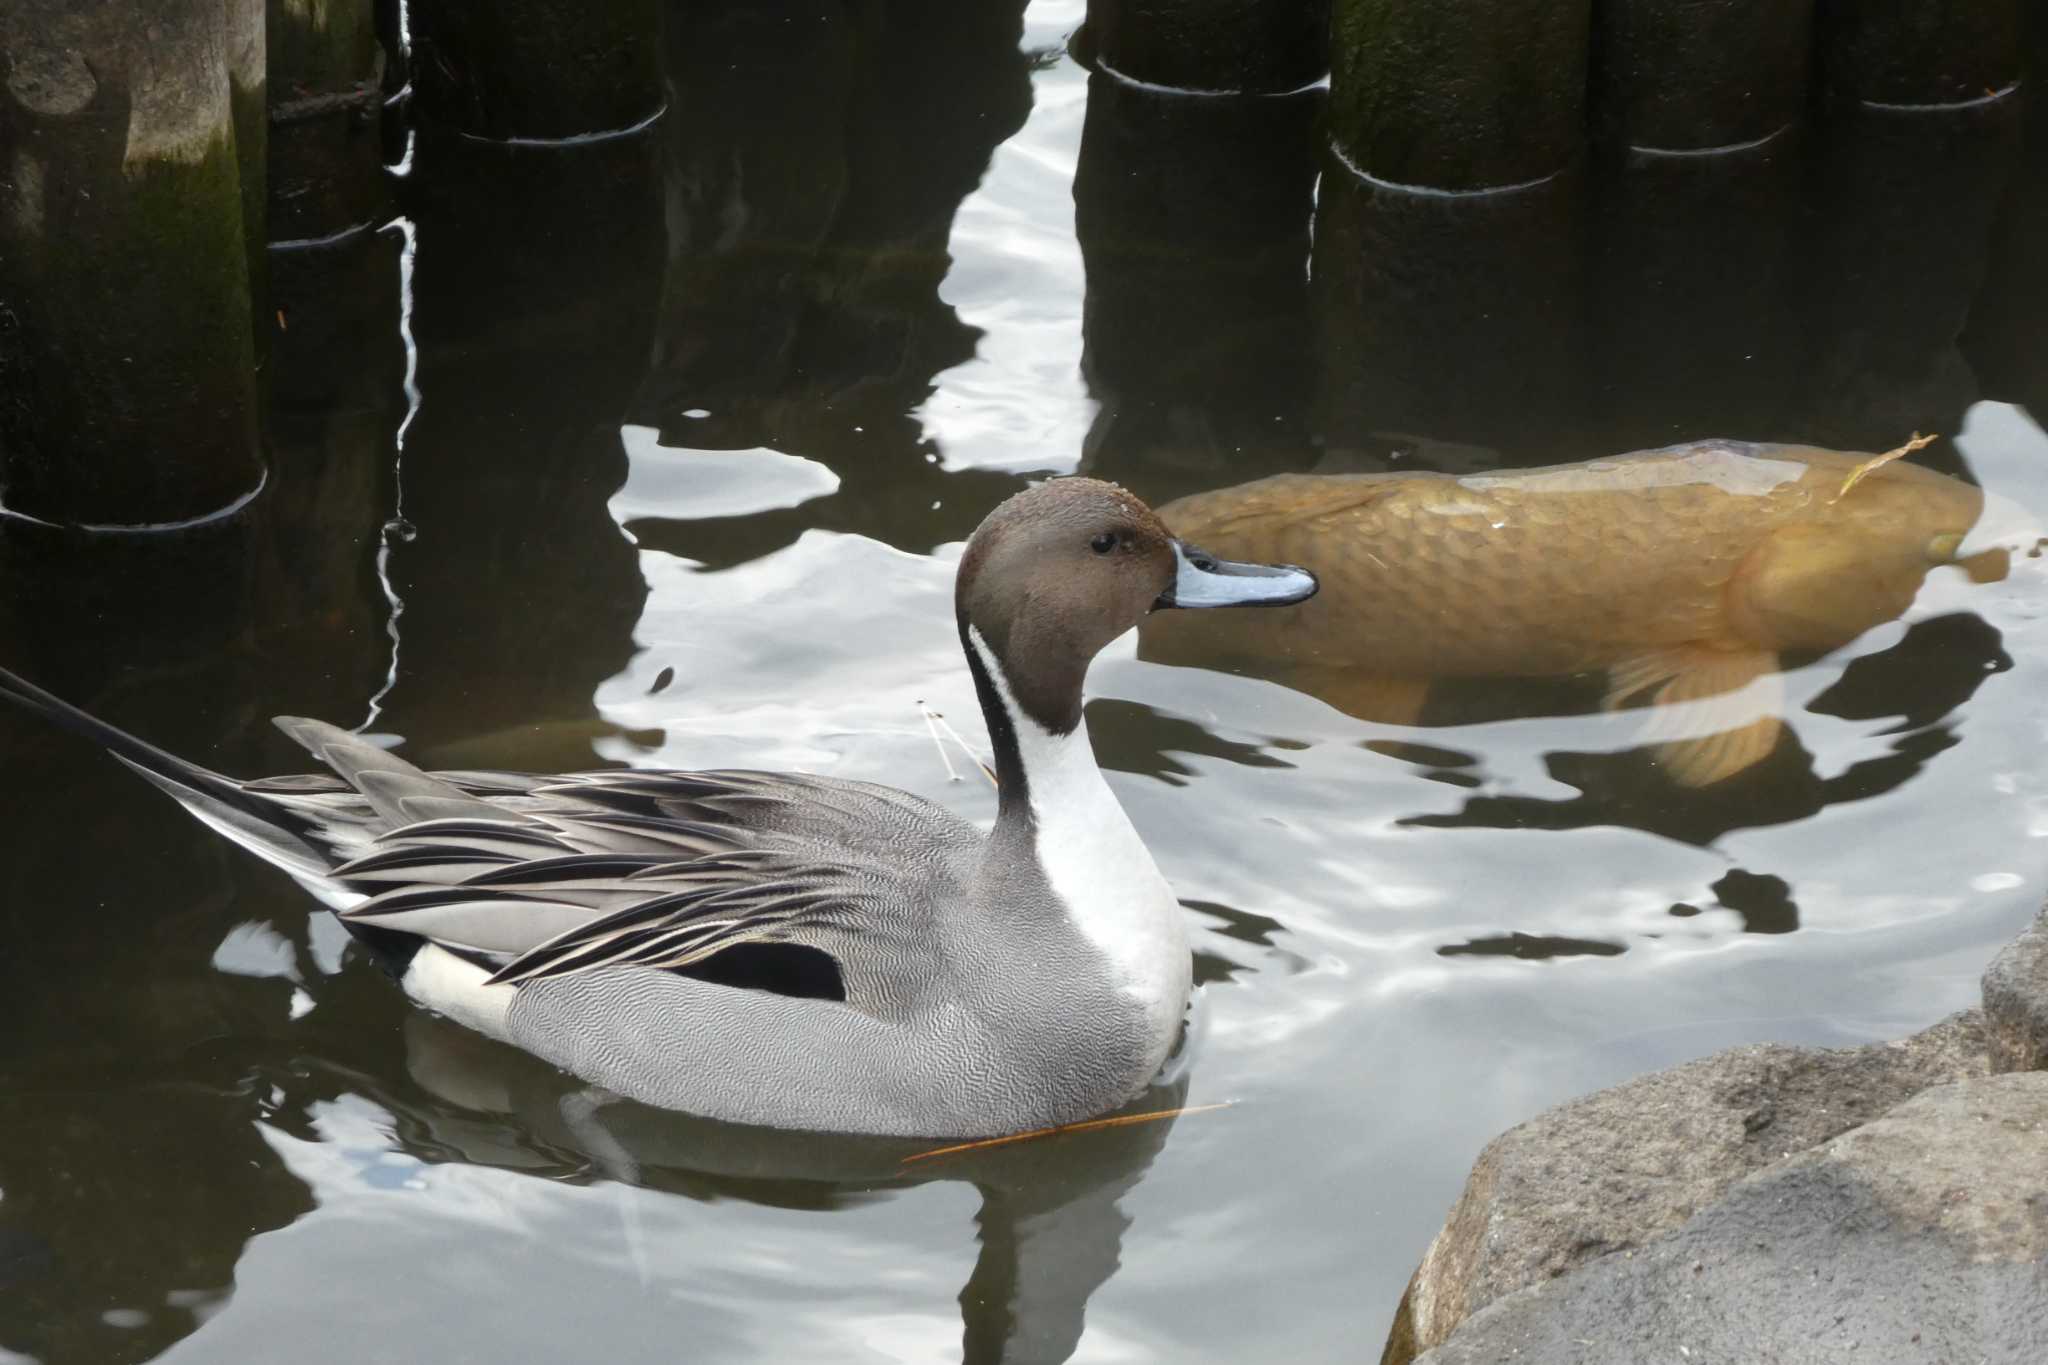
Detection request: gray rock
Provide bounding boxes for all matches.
[1416,1072,2048,1365]
[1984,903,2048,1073]
[1391,1010,1990,1359]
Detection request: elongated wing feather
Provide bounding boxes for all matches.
[477,854,869,984]
[311,768,975,1012]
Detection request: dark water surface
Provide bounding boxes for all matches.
[5,3,2048,1361]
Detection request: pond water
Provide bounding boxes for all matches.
[3,3,2047,1361]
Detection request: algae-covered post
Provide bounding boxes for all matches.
[409,0,663,140]
[1084,0,1329,93]
[0,0,267,528]
[1328,0,1589,190]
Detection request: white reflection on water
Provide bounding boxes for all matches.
[173,1098,980,1363]
[922,0,1095,473]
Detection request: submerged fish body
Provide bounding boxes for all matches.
[1140,440,1999,784]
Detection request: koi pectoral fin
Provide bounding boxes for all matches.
[1604,645,1786,787]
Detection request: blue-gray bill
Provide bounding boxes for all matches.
[1155,540,1319,610]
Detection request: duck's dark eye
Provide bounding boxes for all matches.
[1090,532,1118,555]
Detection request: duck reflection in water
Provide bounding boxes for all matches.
[1141,438,2008,785]
[375,1007,1191,1365]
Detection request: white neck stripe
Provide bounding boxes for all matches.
[964,626,1190,1039]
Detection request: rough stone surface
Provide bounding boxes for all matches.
[1393,1010,1991,1359]
[1415,1073,2048,1365]
[1984,903,2048,1073]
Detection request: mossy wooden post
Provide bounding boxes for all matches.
[1803,0,2023,447]
[1588,2,1814,447]
[1073,71,1318,495]
[0,0,266,528]
[410,0,663,140]
[1085,0,1328,92]
[1329,0,1590,190]
[1592,0,1814,151]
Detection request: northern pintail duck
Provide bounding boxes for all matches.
[1,479,1314,1137]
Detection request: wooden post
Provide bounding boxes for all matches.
[410,0,663,141]
[267,0,386,243]
[1959,5,2048,415]
[1313,163,1588,462]
[1592,0,1815,151]
[1802,98,2021,450]
[1073,71,1318,495]
[1818,0,2023,104]
[259,0,401,713]
[1329,0,1590,191]
[1803,0,2024,448]
[1591,139,1804,449]
[1084,0,1328,93]
[229,0,267,357]
[0,0,266,527]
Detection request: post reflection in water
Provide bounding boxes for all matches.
[625,0,1036,563]
[4,6,2048,1363]
[1071,61,1319,503]
[372,126,659,771]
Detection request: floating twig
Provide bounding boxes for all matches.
[918,701,997,789]
[1837,431,1937,500]
[900,1100,1236,1166]
[919,701,960,783]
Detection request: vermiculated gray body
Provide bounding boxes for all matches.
[500,781,1159,1137]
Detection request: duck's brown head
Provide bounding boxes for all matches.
[956,478,1317,736]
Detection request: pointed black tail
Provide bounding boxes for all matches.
[0,664,329,876]
[0,664,240,797]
